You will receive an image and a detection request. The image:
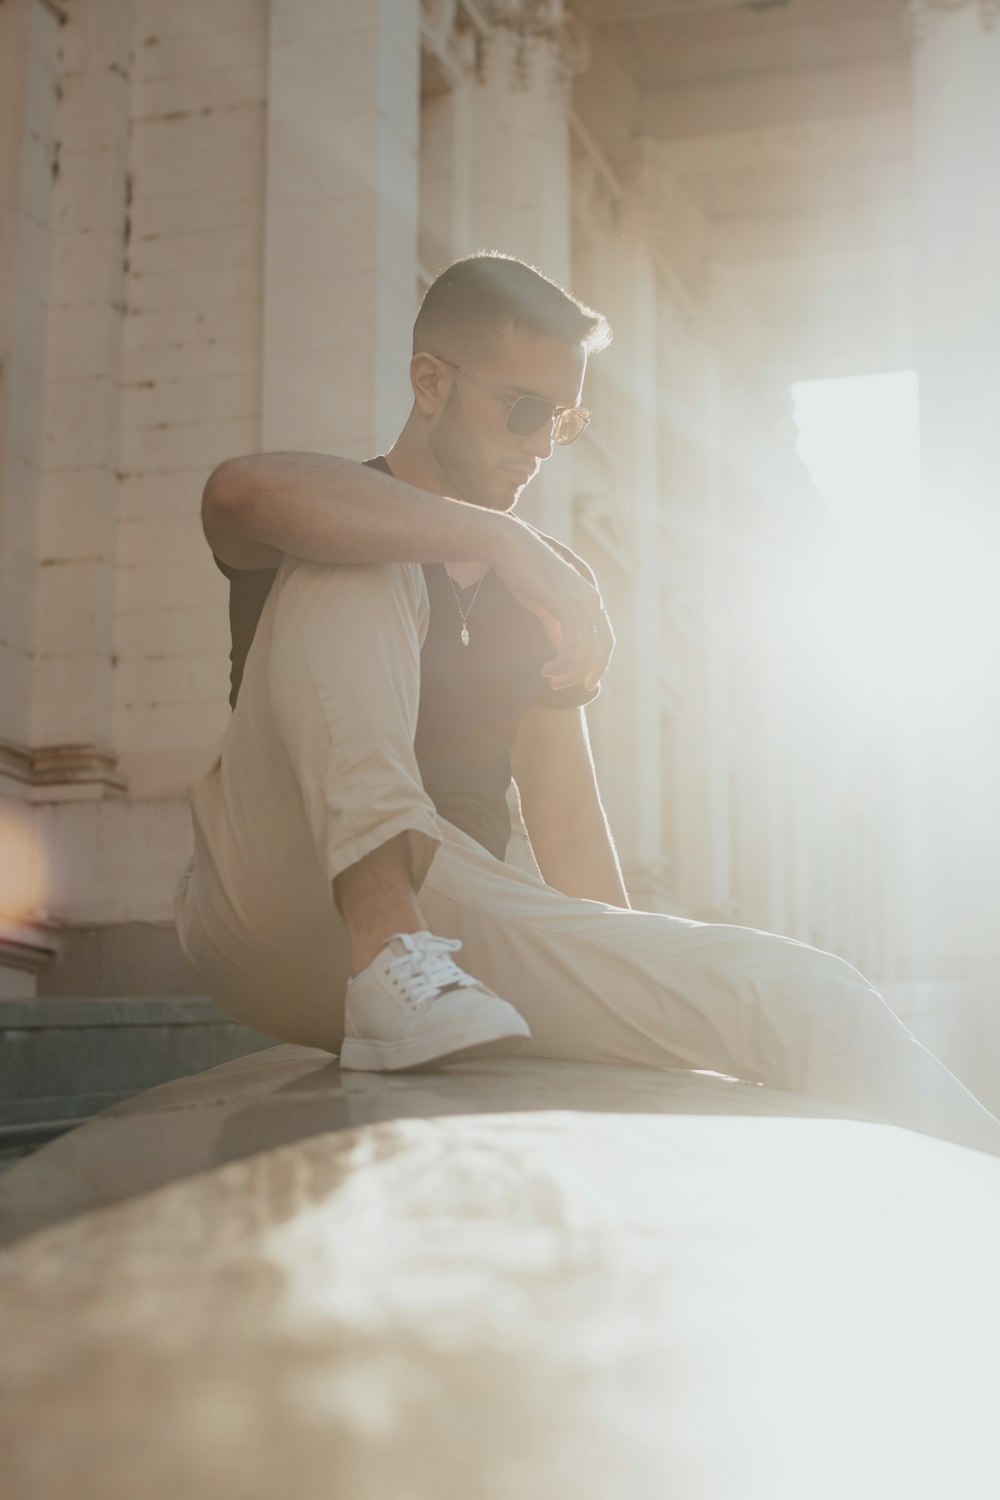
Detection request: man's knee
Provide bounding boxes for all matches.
[277,557,427,634]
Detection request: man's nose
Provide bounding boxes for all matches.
[520,420,556,463]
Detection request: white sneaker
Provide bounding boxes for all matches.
[339,931,531,1072]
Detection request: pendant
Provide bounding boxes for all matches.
[461,626,470,647]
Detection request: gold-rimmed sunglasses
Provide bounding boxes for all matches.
[431,355,591,446]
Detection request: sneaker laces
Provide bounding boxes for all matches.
[384,931,479,1010]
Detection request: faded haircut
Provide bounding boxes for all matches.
[412,251,612,363]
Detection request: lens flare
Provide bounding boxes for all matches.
[0,805,52,922]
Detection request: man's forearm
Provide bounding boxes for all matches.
[203,451,508,570]
[531,807,631,908]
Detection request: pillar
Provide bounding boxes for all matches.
[262,0,421,459]
[903,0,1000,981]
[468,14,572,281]
[466,2,585,538]
[30,0,131,798]
[0,0,60,777]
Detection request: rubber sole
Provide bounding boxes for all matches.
[338,1012,531,1072]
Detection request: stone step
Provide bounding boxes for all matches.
[0,996,276,1167]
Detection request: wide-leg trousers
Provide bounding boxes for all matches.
[174,556,1000,1157]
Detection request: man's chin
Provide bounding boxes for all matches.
[468,479,521,512]
[493,471,533,508]
[452,468,527,512]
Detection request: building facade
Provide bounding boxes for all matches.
[2,0,997,1081]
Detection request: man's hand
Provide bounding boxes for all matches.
[488,515,615,692]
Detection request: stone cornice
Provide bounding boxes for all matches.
[480,0,566,37]
[0,915,60,975]
[421,0,591,89]
[420,0,487,74]
[0,739,127,796]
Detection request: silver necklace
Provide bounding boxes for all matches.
[445,569,484,646]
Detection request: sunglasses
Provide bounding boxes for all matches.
[431,355,591,445]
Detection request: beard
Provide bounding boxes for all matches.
[426,384,514,511]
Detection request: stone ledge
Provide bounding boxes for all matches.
[2,994,235,1027]
[0,996,276,1150]
[0,1044,879,1250]
[0,916,60,978]
[2,1057,997,1500]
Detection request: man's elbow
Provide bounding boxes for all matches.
[202,460,241,548]
[201,457,282,569]
[203,456,253,517]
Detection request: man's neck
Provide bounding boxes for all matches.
[383,429,448,497]
[383,431,488,587]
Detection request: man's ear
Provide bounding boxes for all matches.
[410,352,449,418]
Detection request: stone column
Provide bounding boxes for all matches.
[587,227,665,906]
[0,0,61,984]
[911,0,1000,531]
[29,0,131,798]
[468,6,576,281]
[626,241,664,897]
[0,0,60,782]
[693,354,736,921]
[904,0,1000,981]
[466,1,585,539]
[417,10,475,283]
[262,0,421,459]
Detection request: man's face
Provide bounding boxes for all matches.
[426,324,587,511]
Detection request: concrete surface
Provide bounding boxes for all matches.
[1,1049,998,1499]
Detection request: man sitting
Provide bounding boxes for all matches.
[175,252,1000,1157]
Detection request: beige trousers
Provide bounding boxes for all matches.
[175,556,1000,1156]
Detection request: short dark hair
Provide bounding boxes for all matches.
[413,251,612,363]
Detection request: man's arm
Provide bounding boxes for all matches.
[202,452,613,692]
[204,452,510,573]
[510,704,630,907]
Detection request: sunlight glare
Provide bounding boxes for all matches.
[0,806,51,922]
[784,370,989,751]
